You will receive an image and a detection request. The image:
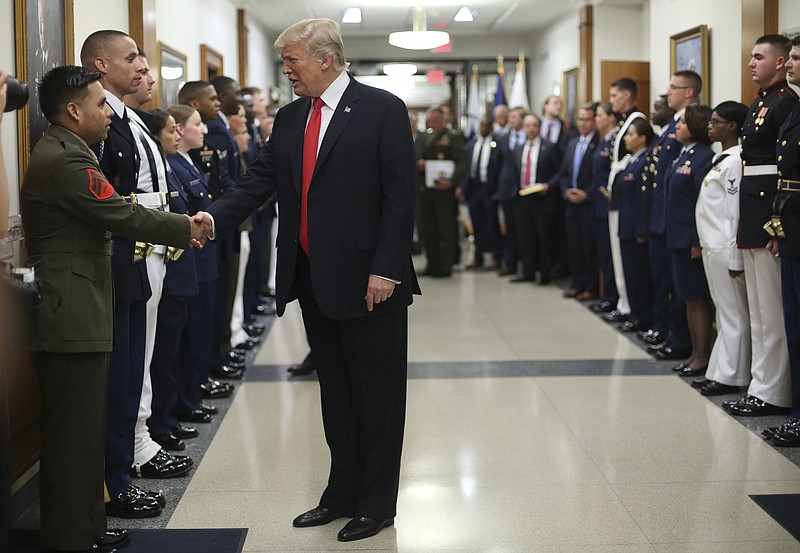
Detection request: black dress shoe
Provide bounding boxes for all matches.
[767,418,800,445]
[654,346,692,360]
[201,379,234,399]
[198,402,218,415]
[287,361,315,375]
[172,424,198,439]
[762,418,800,439]
[131,449,193,479]
[106,484,162,518]
[254,302,277,316]
[700,381,739,396]
[233,338,260,350]
[177,409,211,423]
[243,323,265,336]
[224,350,246,363]
[211,364,244,380]
[647,342,668,353]
[619,320,646,333]
[337,516,394,542]
[143,488,167,508]
[292,506,351,527]
[602,310,628,323]
[152,431,185,451]
[677,365,707,377]
[639,330,663,344]
[95,528,130,549]
[671,363,689,372]
[690,378,711,389]
[590,301,614,313]
[723,394,791,417]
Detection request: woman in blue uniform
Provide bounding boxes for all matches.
[615,118,654,333]
[665,104,716,377]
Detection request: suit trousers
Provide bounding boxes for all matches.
[105,299,147,496]
[466,184,501,263]
[149,292,192,437]
[34,351,108,551]
[179,279,218,413]
[514,194,554,280]
[607,211,630,314]
[294,252,408,520]
[648,233,690,348]
[565,202,597,292]
[244,211,271,316]
[593,217,618,305]
[703,248,751,387]
[743,249,791,407]
[134,252,166,466]
[501,200,519,273]
[421,188,457,275]
[781,257,800,417]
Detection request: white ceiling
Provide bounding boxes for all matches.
[233,0,637,40]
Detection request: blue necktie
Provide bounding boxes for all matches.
[571,137,587,189]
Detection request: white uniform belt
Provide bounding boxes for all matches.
[126,191,177,210]
[743,164,778,177]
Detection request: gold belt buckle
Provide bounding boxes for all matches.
[166,246,184,261]
[132,241,155,263]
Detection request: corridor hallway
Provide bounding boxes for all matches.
[166,269,800,552]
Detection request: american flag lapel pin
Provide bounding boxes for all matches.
[344,106,351,113]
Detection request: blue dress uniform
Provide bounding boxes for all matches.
[726,80,798,413]
[615,149,651,328]
[775,103,800,427]
[168,152,220,415]
[148,167,199,439]
[591,129,618,308]
[642,116,690,348]
[91,94,151,501]
[462,133,502,265]
[665,143,715,300]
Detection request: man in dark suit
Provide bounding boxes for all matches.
[195,18,419,542]
[511,113,561,283]
[461,118,501,269]
[494,106,528,275]
[555,103,600,298]
[21,65,200,553]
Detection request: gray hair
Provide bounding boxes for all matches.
[275,18,348,72]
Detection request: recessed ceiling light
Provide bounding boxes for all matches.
[454,7,474,22]
[342,7,362,24]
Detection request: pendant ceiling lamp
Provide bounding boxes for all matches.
[389,5,450,50]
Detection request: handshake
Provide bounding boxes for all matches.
[188,211,214,248]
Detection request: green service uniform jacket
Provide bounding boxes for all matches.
[21,125,192,353]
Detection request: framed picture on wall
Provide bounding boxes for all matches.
[14,0,74,175]
[670,25,710,103]
[562,67,578,127]
[157,42,187,109]
[200,44,224,81]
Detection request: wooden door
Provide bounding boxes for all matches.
[600,60,651,118]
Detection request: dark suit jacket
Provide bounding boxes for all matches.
[92,106,150,302]
[461,134,501,199]
[545,117,577,160]
[665,143,715,249]
[511,139,561,203]
[162,168,199,298]
[555,132,599,199]
[207,75,420,320]
[495,130,526,202]
[167,153,219,283]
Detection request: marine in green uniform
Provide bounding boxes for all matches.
[20,66,203,553]
[418,106,467,277]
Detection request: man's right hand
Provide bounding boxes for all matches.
[189,211,214,247]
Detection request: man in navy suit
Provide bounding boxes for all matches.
[195,18,419,542]
[461,118,502,269]
[511,113,561,283]
[555,104,600,298]
[495,106,528,276]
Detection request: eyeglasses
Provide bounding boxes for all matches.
[668,84,690,90]
[708,118,730,126]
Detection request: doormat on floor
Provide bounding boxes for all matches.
[10,527,248,552]
[750,494,800,541]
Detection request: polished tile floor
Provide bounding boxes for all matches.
[161,267,800,552]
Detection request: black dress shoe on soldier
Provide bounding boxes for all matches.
[619,320,645,333]
[143,488,167,508]
[639,329,663,344]
[152,431,185,451]
[234,338,260,351]
[172,424,198,439]
[131,448,193,479]
[602,310,628,323]
[677,366,707,377]
[95,528,130,549]
[106,484,162,518]
[202,379,234,399]
[198,402,218,415]
[724,394,791,417]
[690,378,712,389]
[590,301,614,313]
[762,418,800,439]
[654,346,692,360]
[177,409,211,423]
[292,506,351,527]
[671,363,689,372]
[211,364,244,380]
[337,516,394,542]
[224,349,247,364]
[699,381,739,396]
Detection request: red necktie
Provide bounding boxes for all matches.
[544,122,551,141]
[524,142,532,186]
[300,97,324,254]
